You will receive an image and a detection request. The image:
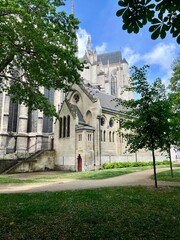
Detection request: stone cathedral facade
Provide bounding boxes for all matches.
[54,39,166,171]
[0,38,167,170]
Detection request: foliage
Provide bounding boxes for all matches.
[0,187,180,239]
[0,0,83,117]
[168,54,180,148]
[115,65,175,187]
[116,65,171,152]
[103,160,171,169]
[116,0,180,43]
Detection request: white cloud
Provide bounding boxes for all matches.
[143,43,176,70]
[77,28,89,58]
[122,47,141,66]
[95,43,107,54]
[122,43,176,70]
[77,27,107,58]
[122,43,177,84]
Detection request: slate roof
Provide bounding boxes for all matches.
[97,51,122,65]
[76,125,95,131]
[66,101,85,123]
[83,85,124,113]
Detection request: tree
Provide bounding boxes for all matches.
[168,54,180,159]
[0,0,83,117]
[169,54,180,120]
[116,0,180,44]
[116,65,173,188]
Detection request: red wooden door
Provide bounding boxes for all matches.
[78,156,82,172]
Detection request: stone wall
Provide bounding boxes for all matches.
[7,150,55,173]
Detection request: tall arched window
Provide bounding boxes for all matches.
[111,71,117,96]
[109,131,111,142]
[63,116,66,138]
[8,99,18,132]
[59,118,62,138]
[43,88,54,133]
[67,115,70,137]
[27,110,38,133]
[104,130,106,142]
[86,110,92,125]
[112,132,115,142]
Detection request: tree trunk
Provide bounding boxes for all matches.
[152,148,158,188]
[168,146,173,177]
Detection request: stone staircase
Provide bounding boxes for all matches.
[2,150,55,174]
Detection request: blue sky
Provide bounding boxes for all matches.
[61,0,179,85]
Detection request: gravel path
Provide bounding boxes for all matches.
[0,168,180,194]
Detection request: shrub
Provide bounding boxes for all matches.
[103,160,170,169]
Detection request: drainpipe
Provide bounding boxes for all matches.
[97,115,101,168]
[93,130,96,170]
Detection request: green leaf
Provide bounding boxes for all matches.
[160,25,166,39]
[177,35,180,44]
[151,26,161,40]
[116,8,126,17]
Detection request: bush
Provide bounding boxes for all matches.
[103,160,170,169]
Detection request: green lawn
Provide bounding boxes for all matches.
[0,187,180,240]
[156,169,180,182]
[0,164,180,183]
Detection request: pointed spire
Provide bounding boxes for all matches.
[71,0,74,15]
[87,35,91,51]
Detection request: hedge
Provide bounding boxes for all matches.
[103,160,170,169]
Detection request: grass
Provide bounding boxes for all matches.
[156,169,180,182]
[0,164,180,184]
[0,186,180,240]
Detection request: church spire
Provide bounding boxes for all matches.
[87,35,91,51]
[71,0,74,15]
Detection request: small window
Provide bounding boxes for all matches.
[88,134,92,141]
[109,118,114,127]
[101,117,105,126]
[78,134,82,141]
[73,93,80,103]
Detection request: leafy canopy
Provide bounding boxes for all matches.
[116,65,174,153]
[116,0,180,44]
[115,65,177,187]
[168,54,180,147]
[0,0,83,117]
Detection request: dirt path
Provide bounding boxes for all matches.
[0,168,180,194]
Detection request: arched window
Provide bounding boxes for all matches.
[101,116,105,126]
[104,130,106,142]
[109,132,111,142]
[111,71,117,96]
[86,110,92,125]
[67,115,70,137]
[8,99,18,132]
[43,88,54,133]
[59,118,62,138]
[112,132,115,142]
[109,118,114,127]
[63,116,66,138]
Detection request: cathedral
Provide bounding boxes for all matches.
[0,37,169,172]
[53,39,167,171]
